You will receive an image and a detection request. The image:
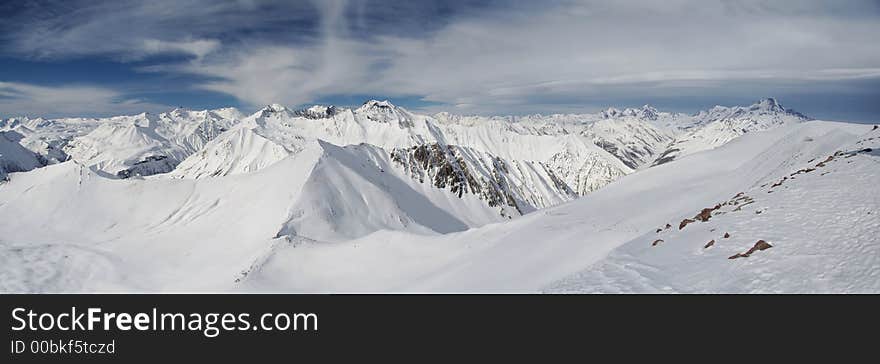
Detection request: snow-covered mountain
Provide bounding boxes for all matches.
[0,108,243,178]
[0,130,43,180]
[1,117,874,292]
[652,98,811,165]
[1,98,812,216]
[63,109,240,178]
[6,97,871,294]
[169,100,634,214]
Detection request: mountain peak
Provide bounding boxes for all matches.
[601,107,621,118]
[266,103,288,112]
[252,103,292,119]
[751,97,784,112]
[294,105,340,119]
[355,99,413,128]
[360,99,396,110]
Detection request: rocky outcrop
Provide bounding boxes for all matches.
[116,155,176,179]
[391,142,581,215]
[729,240,773,259]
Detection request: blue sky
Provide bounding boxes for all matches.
[1,0,879,122]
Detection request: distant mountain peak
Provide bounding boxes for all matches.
[294,105,340,119]
[359,99,397,110]
[266,103,288,112]
[751,97,784,112]
[252,103,293,119]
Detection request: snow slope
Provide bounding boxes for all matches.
[548,125,879,293]
[3,99,870,294]
[2,118,863,292]
[63,109,239,177]
[0,139,506,291]
[169,100,648,213]
[0,130,43,180]
[240,121,873,292]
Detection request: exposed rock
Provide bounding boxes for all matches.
[652,239,664,246]
[704,239,715,248]
[728,240,773,259]
[770,176,787,188]
[117,155,176,179]
[816,155,834,167]
[694,207,714,222]
[391,143,582,215]
[679,218,695,230]
[724,232,730,238]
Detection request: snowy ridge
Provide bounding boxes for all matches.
[0,130,43,180]
[1,108,243,179]
[548,124,879,293]
[653,98,811,165]
[4,98,872,294]
[237,121,877,292]
[171,99,638,213]
[1,97,812,217]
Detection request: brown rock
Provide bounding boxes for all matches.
[652,239,664,247]
[723,232,730,238]
[816,155,834,167]
[770,177,786,188]
[665,223,672,229]
[729,240,773,259]
[746,240,773,255]
[656,228,663,233]
[679,218,695,230]
[704,239,715,248]
[694,208,714,222]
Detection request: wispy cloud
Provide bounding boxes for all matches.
[2,0,879,116]
[0,82,169,118]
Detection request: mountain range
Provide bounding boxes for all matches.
[3,97,876,293]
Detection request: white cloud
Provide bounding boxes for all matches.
[3,0,879,115]
[0,82,169,118]
[141,39,221,60]
[143,0,880,113]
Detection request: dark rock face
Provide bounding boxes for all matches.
[652,239,664,246]
[391,143,525,215]
[117,155,176,179]
[588,124,670,170]
[390,142,580,216]
[594,139,642,169]
[651,148,680,166]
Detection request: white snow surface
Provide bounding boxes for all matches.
[1,98,877,293]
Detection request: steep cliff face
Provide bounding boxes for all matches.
[393,144,521,216]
